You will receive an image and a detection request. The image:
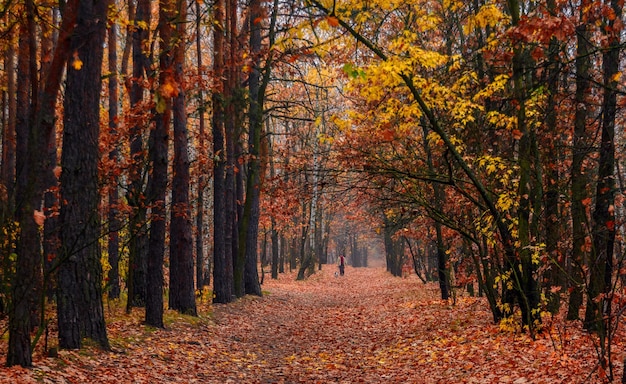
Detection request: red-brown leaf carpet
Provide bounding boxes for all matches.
[0,266,623,383]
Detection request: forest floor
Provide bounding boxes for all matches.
[1,266,625,383]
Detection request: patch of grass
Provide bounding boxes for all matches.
[108,334,146,350]
[163,309,211,328]
[104,295,130,320]
[76,339,102,357]
[108,323,160,351]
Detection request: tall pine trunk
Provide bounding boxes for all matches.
[567,0,591,322]
[8,17,36,366]
[41,6,60,302]
[421,124,449,300]
[7,0,79,366]
[241,0,266,293]
[57,0,109,350]
[0,13,17,318]
[127,0,151,311]
[504,0,540,330]
[144,0,173,328]
[107,10,121,300]
[542,0,563,315]
[195,0,208,289]
[584,0,620,341]
[169,0,197,315]
[241,0,278,294]
[268,133,279,279]
[2,19,16,205]
[212,0,234,303]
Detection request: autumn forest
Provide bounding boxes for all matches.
[0,0,625,381]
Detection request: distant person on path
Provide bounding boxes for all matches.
[338,254,346,276]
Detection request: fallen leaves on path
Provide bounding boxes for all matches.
[0,267,623,383]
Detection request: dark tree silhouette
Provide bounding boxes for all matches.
[57,0,109,350]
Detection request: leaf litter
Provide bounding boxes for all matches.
[0,266,623,383]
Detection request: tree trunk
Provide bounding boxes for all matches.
[107,11,121,300]
[169,0,197,315]
[144,0,173,328]
[195,0,207,289]
[297,200,312,280]
[240,0,279,291]
[0,12,17,318]
[42,137,59,303]
[126,0,151,311]
[382,216,403,277]
[421,123,449,300]
[25,0,41,330]
[8,0,79,366]
[542,0,563,314]
[317,209,327,268]
[269,134,279,279]
[279,234,286,273]
[567,1,591,321]
[8,9,35,368]
[58,0,109,349]
[584,0,620,338]
[322,212,332,266]
[225,112,237,297]
[41,4,59,303]
[504,0,541,329]
[144,86,167,326]
[212,0,233,303]
[2,19,16,204]
[221,0,244,298]
[434,223,449,300]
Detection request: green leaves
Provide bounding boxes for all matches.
[342,63,366,79]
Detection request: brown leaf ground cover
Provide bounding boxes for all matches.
[1,266,625,383]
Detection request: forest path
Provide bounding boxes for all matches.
[165,266,623,383]
[213,266,440,383]
[1,266,620,383]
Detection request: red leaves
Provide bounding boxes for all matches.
[530,46,544,61]
[606,219,616,231]
[508,15,575,45]
[381,128,395,142]
[33,210,45,226]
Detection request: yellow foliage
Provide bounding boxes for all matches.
[611,71,622,82]
[499,316,521,333]
[448,55,463,72]
[317,133,334,144]
[486,111,516,131]
[525,88,547,131]
[496,192,516,212]
[473,74,510,102]
[136,20,149,30]
[526,243,546,265]
[447,134,465,154]
[160,82,178,98]
[443,0,464,12]
[464,3,510,34]
[427,131,444,147]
